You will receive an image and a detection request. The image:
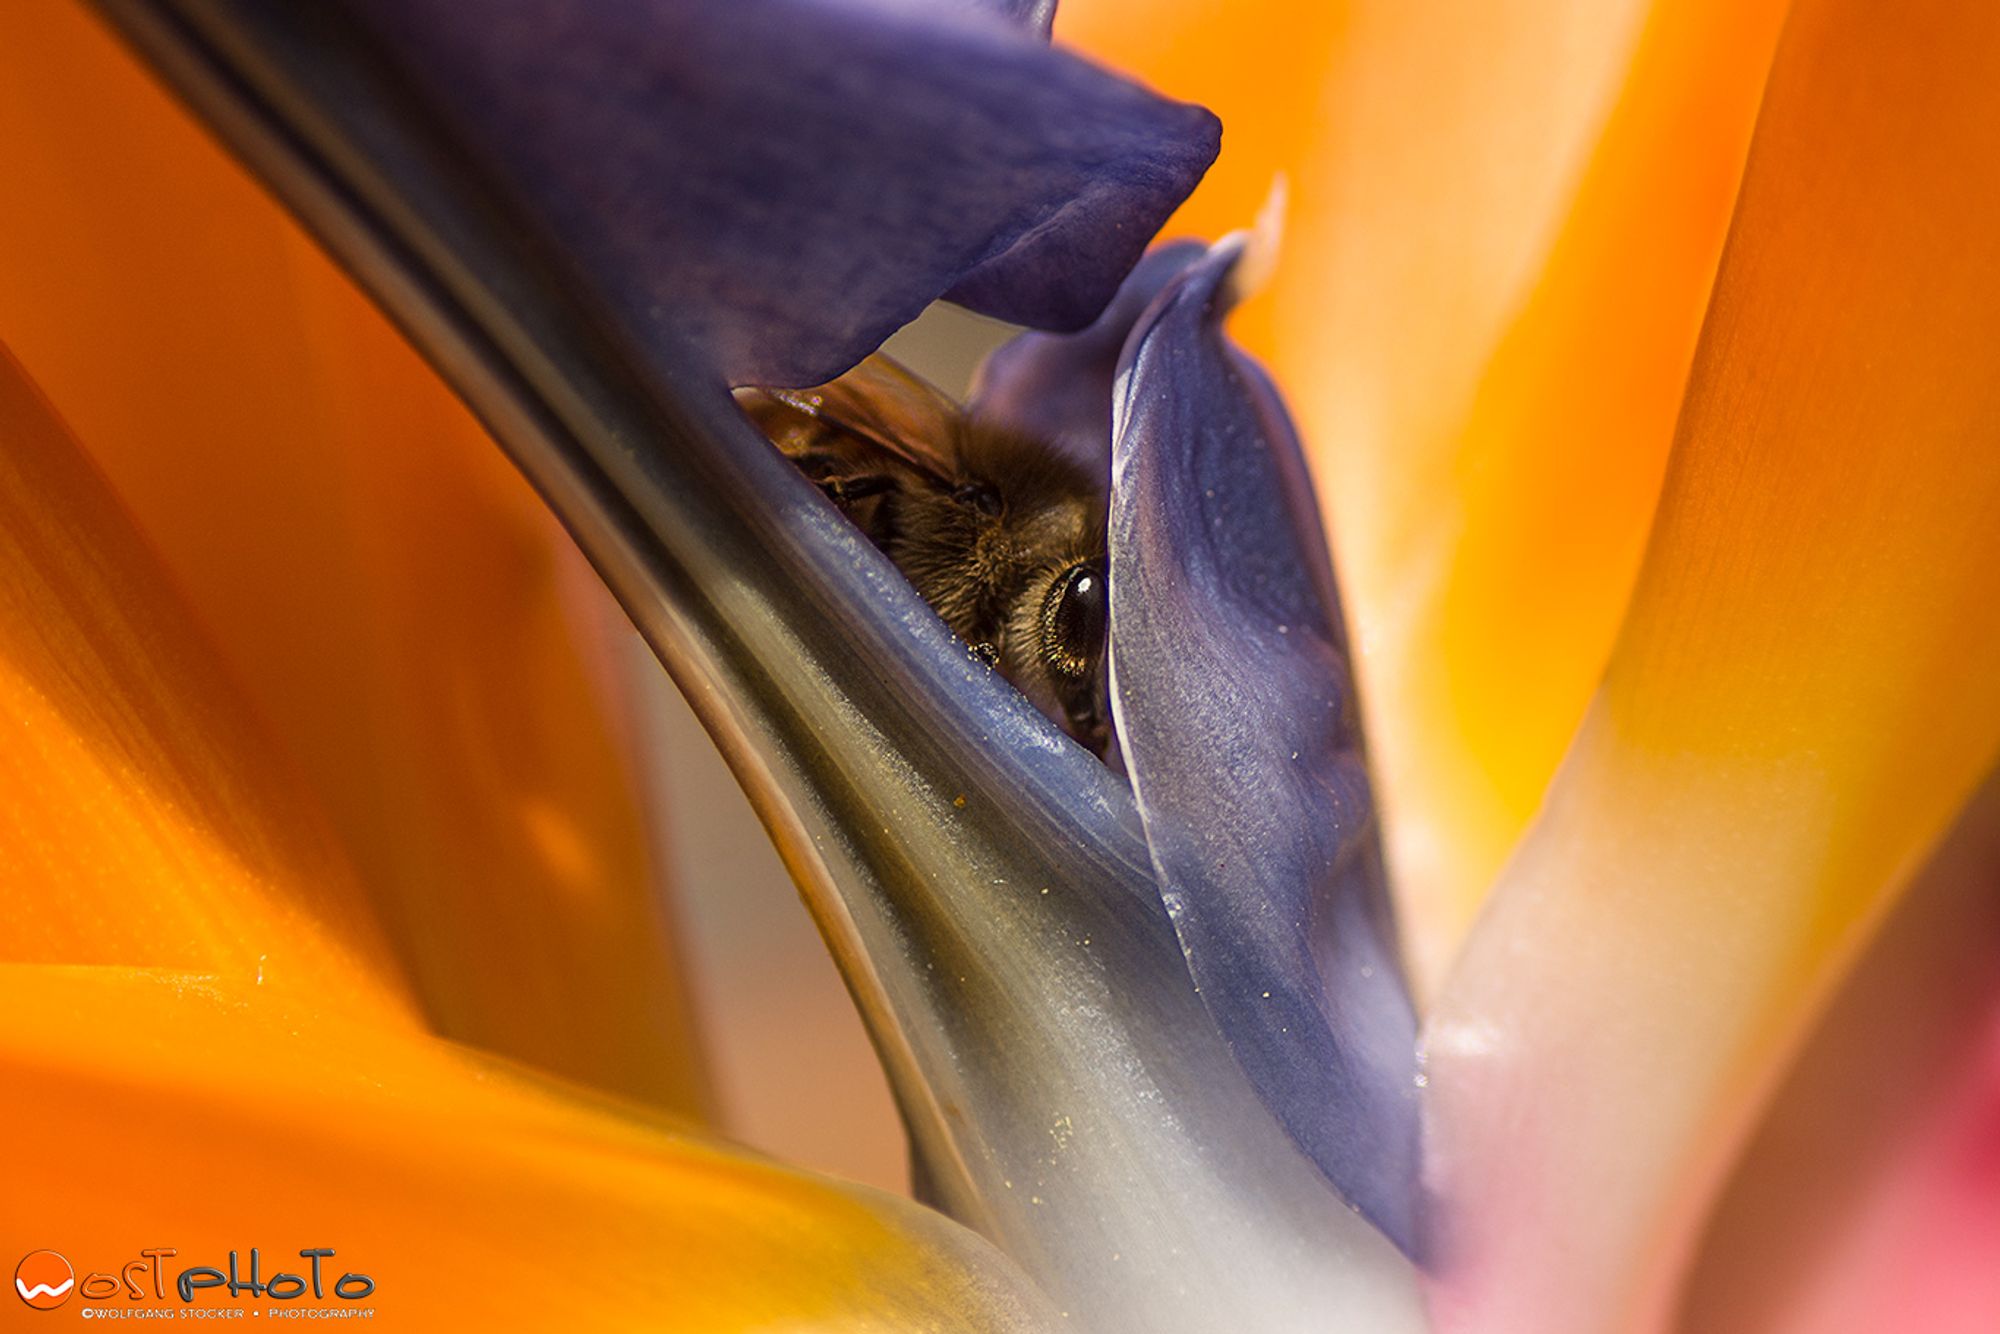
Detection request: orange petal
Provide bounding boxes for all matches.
[0,340,407,1025]
[1682,774,2000,1334]
[1425,0,2000,1328]
[0,1,707,1115]
[1058,0,1788,986]
[0,964,1057,1331]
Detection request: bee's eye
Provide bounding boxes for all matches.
[953,481,1004,517]
[1042,562,1107,680]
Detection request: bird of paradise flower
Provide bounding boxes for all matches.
[3,0,1999,1332]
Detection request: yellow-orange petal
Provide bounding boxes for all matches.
[0,1,707,1115]
[1425,1,2000,1329]
[1058,0,1787,987]
[1681,774,2000,1333]
[0,340,409,1024]
[0,964,1058,1331]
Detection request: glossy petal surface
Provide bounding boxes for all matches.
[0,2,708,1114]
[967,239,1202,473]
[1107,239,1419,1252]
[1426,1,2000,1328]
[337,0,1218,386]
[627,389,1431,1332]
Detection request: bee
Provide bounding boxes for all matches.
[737,355,1111,757]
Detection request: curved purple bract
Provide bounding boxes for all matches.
[1106,238,1423,1254]
[967,239,1203,475]
[337,0,1217,388]
[960,0,1057,38]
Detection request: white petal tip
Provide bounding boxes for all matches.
[1224,174,1288,308]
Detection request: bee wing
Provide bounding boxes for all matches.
[740,353,964,477]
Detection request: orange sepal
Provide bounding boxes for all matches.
[0,339,409,1026]
[0,1,707,1114]
[1425,1,2000,1329]
[1057,0,1788,985]
[0,965,1055,1331]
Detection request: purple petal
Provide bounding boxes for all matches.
[967,239,1204,474]
[957,0,1057,38]
[1106,238,1423,1253]
[337,0,1218,387]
